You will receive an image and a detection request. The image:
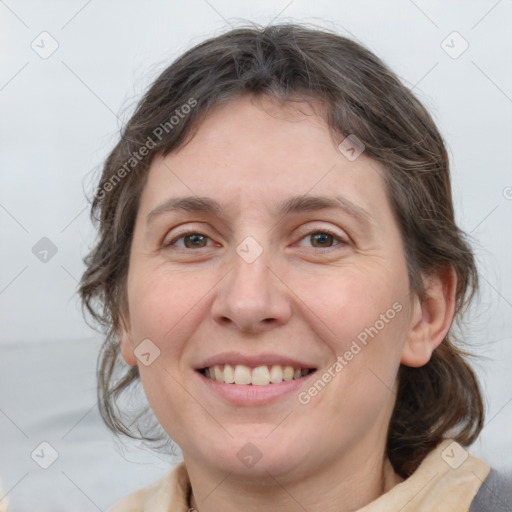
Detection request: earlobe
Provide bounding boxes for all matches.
[401,266,457,368]
[118,318,137,367]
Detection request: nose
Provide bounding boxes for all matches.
[210,245,292,333]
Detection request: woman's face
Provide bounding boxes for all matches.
[119,95,420,479]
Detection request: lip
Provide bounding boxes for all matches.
[195,368,317,406]
[195,352,316,370]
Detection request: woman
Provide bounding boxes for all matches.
[79,23,511,511]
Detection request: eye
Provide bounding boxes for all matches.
[296,229,347,250]
[164,231,214,250]
[163,228,348,251]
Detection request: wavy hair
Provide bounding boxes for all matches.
[79,23,484,478]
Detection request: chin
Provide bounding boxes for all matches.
[189,428,312,478]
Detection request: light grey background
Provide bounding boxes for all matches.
[1,0,511,510]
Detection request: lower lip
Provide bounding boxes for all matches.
[196,371,317,406]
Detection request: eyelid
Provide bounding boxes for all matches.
[294,223,349,242]
[164,229,216,248]
[294,227,349,250]
[162,222,217,244]
[163,224,349,251]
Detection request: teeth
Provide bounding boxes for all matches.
[234,364,251,385]
[252,366,270,385]
[269,365,283,383]
[283,366,294,381]
[214,365,224,383]
[223,364,235,384]
[203,364,312,385]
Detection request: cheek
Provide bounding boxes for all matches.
[128,269,197,434]
[137,364,193,445]
[127,265,203,347]
[309,298,407,434]
[293,263,407,342]
[293,263,409,402]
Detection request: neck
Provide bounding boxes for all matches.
[186,440,403,512]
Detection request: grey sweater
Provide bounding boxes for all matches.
[470,469,512,511]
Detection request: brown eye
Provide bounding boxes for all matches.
[165,232,212,249]
[309,232,336,248]
[297,229,346,250]
[183,234,208,248]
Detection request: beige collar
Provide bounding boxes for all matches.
[110,439,490,512]
[357,439,490,511]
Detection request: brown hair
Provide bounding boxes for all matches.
[79,22,484,478]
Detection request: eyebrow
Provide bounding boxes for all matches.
[146,194,374,230]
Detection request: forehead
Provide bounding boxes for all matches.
[137,95,388,222]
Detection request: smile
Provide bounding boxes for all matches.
[194,353,318,405]
[200,364,315,385]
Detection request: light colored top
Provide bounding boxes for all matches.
[109,439,491,512]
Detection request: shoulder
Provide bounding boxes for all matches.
[470,467,512,512]
[109,462,190,512]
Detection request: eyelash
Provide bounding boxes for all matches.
[164,228,348,251]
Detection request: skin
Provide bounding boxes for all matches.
[118,95,456,512]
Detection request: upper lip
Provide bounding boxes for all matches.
[195,352,317,370]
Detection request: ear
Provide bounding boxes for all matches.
[118,313,137,367]
[401,265,457,367]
